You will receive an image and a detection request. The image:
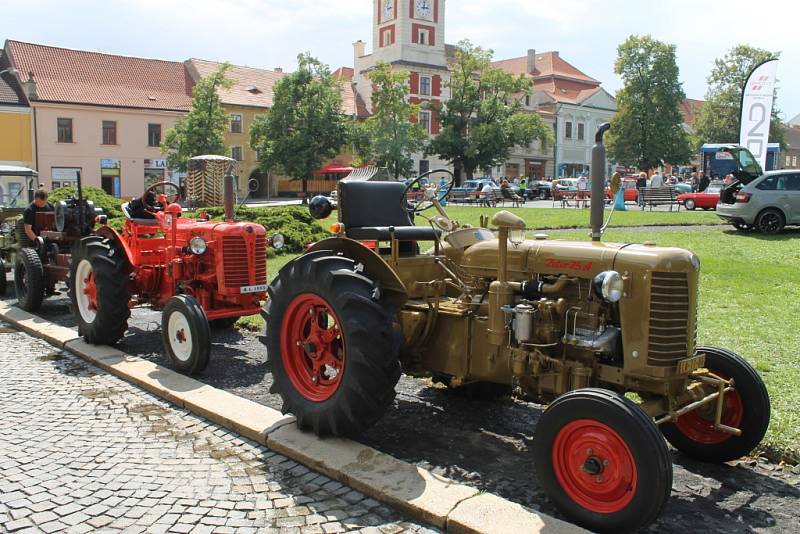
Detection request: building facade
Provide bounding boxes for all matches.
[779,125,800,170]
[3,40,191,199]
[0,61,33,171]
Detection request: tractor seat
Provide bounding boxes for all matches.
[339,181,440,241]
[121,202,159,226]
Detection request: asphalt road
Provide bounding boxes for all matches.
[3,286,799,534]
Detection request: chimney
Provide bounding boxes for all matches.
[353,40,366,59]
[274,67,283,73]
[527,49,536,74]
[25,72,37,100]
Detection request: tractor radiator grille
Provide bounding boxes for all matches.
[647,272,695,367]
[221,236,267,288]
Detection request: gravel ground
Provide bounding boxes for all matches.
[3,281,800,534]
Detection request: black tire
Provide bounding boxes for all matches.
[14,247,45,311]
[684,198,696,210]
[263,251,402,436]
[14,219,33,247]
[538,189,547,200]
[162,295,211,375]
[210,317,238,329]
[755,208,784,235]
[68,237,131,345]
[0,257,7,295]
[533,388,672,533]
[661,346,770,463]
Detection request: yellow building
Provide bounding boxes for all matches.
[0,65,34,200]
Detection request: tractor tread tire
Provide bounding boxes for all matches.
[264,252,401,437]
[68,237,131,346]
[661,346,770,463]
[533,388,672,533]
[14,247,45,312]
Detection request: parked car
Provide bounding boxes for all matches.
[675,182,692,194]
[450,179,500,202]
[527,180,553,200]
[677,183,724,210]
[605,178,639,202]
[717,170,800,234]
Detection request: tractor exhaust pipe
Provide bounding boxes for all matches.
[224,162,235,221]
[590,123,611,242]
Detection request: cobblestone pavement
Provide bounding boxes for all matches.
[4,279,800,533]
[0,322,437,534]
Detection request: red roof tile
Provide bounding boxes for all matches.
[493,51,602,105]
[5,40,192,111]
[680,98,704,127]
[185,59,286,109]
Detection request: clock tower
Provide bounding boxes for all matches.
[370,0,447,68]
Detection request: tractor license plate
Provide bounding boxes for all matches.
[678,354,706,374]
[240,284,268,294]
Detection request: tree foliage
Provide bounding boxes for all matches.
[693,45,783,149]
[356,62,427,180]
[606,35,692,170]
[161,64,233,172]
[426,40,553,181]
[250,54,349,196]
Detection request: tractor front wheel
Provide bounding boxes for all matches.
[162,295,211,375]
[661,346,770,463]
[14,247,45,311]
[69,237,130,345]
[533,388,672,533]
[264,251,402,437]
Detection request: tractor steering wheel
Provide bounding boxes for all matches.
[144,181,182,209]
[402,169,455,214]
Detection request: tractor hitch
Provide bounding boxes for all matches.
[655,373,743,436]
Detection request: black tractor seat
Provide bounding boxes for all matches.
[121,202,159,226]
[339,181,440,242]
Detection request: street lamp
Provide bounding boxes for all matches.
[0,67,19,77]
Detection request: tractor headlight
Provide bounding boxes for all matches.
[189,236,207,255]
[271,233,285,250]
[593,270,624,303]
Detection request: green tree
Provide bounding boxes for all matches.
[693,45,784,149]
[161,64,233,172]
[250,54,349,200]
[606,35,692,170]
[426,40,553,182]
[357,62,427,180]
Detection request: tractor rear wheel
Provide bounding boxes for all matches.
[264,251,402,436]
[14,247,45,311]
[533,388,672,533]
[162,295,211,375]
[661,346,770,463]
[69,237,131,345]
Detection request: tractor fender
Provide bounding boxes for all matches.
[93,225,136,266]
[304,237,407,308]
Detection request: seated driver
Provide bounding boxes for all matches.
[127,189,159,219]
[23,189,54,242]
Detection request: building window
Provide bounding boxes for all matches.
[419,160,430,175]
[565,121,573,139]
[419,111,431,134]
[419,29,429,45]
[102,121,117,145]
[148,124,161,147]
[793,155,798,167]
[420,76,431,96]
[786,156,791,167]
[525,95,531,107]
[577,123,585,141]
[231,146,243,161]
[57,118,73,143]
[230,114,243,134]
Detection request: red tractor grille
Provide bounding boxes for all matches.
[221,235,267,288]
[647,272,695,367]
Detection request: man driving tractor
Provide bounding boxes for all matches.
[22,189,53,242]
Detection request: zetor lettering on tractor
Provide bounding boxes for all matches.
[70,158,281,375]
[264,125,771,533]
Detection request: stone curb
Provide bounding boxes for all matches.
[0,301,586,533]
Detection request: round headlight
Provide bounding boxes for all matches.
[593,270,624,303]
[271,233,285,250]
[189,236,207,255]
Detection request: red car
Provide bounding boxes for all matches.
[677,184,724,210]
[605,178,640,202]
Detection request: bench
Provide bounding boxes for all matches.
[638,187,681,211]
[498,187,524,207]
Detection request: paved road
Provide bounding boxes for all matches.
[0,321,437,534]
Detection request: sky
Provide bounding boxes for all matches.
[2,0,798,121]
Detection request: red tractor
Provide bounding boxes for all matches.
[69,166,280,374]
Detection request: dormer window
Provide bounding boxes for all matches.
[246,86,262,94]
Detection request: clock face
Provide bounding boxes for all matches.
[382,0,393,20]
[415,0,432,18]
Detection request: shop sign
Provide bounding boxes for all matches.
[144,159,168,169]
[101,158,121,169]
[52,167,81,180]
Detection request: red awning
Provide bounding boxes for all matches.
[314,162,354,175]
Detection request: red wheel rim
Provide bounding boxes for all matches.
[676,372,743,444]
[83,271,98,311]
[552,419,637,514]
[280,293,346,402]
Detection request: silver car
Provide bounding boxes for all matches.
[717,169,800,234]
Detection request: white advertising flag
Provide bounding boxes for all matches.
[739,59,778,170]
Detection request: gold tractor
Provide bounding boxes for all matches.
[262,125,770,532]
